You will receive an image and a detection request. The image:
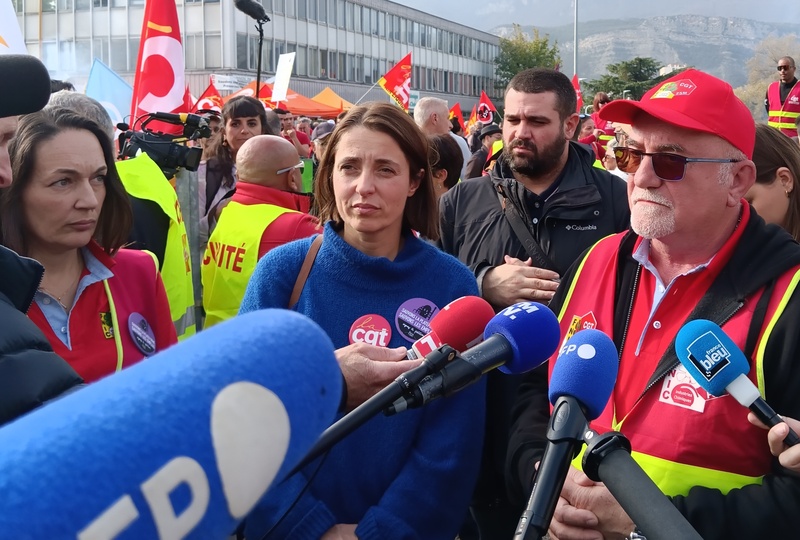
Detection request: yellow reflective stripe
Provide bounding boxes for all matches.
[598,134,614,141]
[754,267,800,396]
[768,110,800,119]
[768,120,799,129]
[571,447,761,497]
[556,237,609,320]
[103,279,125,372]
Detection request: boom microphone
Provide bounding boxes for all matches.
[234,0,270,22]
[405,295,495,360]
[515,329,619,540]
[675,319,800,446]
[0,55,51,117]
[0,310,342,539]
[387,301,560,414]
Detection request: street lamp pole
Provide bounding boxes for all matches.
[573,0,578,76]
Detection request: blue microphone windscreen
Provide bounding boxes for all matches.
[484,301,561,374]
[548,329,618,420]
[0,309,341,539]
[675,319,750,396]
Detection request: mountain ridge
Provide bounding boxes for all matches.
[491,15,799,87]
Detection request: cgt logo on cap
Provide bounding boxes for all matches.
[651,79,697,100]
[685,330,731,381]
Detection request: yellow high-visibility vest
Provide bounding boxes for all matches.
[201,201,295,328]
[116,154,197,340]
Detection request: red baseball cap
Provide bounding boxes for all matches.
[599,69,755,158]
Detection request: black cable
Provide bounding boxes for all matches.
[256,450,331,540]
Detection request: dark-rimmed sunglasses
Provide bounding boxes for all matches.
[613,147,742,181]
[777,65,794,71]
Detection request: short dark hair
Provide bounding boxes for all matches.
[50,79,75,93]
[429,134,463,190]
[506,68,577,122]
[273,108,291,115]
[315,102,438,240]
[2,107,133,256]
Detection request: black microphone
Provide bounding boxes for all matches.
[581,431,703,540]
[147,111,205,126]
[386,301,560,414]
[0,55,51,117]
[234,0,270,21]
[515,329,619,540]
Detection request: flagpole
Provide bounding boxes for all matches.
[354,82,379,105]
[573,0,578,77]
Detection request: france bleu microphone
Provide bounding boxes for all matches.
[676,319,800,446]
[515,329,619,540]
[0,310,342,539]
[387,301,561,414]
[0,54,51,117]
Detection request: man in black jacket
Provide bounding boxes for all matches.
[0,55,83,426]
[438,68,630,539]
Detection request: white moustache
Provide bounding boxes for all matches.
[632,190,673,208]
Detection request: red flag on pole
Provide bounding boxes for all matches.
[476,91,496,123]
[130,0,186,132]
[193,80,224,114]
[449,103,466,132]
[571,74,583,113]
[378,53,412,111]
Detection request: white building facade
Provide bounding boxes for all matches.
[12,0,502,110]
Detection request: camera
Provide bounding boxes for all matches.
[117,112,212,178]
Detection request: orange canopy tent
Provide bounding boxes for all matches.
[223,81,341,119]
[312,87,355,112]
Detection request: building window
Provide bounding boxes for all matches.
[308,47,319,78]
[58,0,74,10]
[93,0,108,7]
[353,4,361,33]
[296,45,307,76]
[110,38,128,71]
[184,34,202,70]
[41,0,55,12]
[273,40,287,70]
[274,0,284,15]
[308,0,316,21]
[205,35,222,68]
[286,0,295,17]
[76,39,91,70]
[237,33,248,69]
[12,0,22,12]
[298,0,307,19]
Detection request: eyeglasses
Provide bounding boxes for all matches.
[777,65,794,71]
[599,100,610,105]
[276,161,304,175]
[613,147,742,181]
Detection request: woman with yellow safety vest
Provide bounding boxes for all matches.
[1,108,177,383]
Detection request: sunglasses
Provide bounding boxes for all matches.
[777,65,794,71]
[599,100,610,105]
[613,147,742,181]
[276,161,305,175]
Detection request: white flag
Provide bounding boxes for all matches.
[0,0,28,55]
[271,52,296,103]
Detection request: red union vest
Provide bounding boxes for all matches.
[554,232,800,497]
[767,80,800,138]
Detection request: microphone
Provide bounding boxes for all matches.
[0,310,342,539]
[148,111,206,126]
[675,319,800,446]
[515,329,619,540]
[0,54,51,117]
[234,0,270,22]
[405,295,495,360]
[386,301,560,414]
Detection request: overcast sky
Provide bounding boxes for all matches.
[391,0,800,32]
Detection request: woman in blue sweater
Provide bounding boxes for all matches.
[240,102,485,540]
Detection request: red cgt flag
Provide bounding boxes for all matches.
[476,90,496,124]
[378,53,412,111]
[572,74,583,113]
[131,0,186,132]
[449,103,466,132]
[193,80,224,114]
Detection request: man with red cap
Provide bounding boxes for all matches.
[508,69,800,539]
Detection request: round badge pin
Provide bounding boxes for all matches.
[349,314,392,346]
[395,298,439,342]
[128,312,157,356]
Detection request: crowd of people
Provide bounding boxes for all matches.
[3,49,800,540]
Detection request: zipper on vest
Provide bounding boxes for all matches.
[616,264,641,363]
[638,299,746,402]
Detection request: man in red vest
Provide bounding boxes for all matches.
[765,56,799,140]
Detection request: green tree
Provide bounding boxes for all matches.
[494,24,561,88]
[584,57,681,102]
